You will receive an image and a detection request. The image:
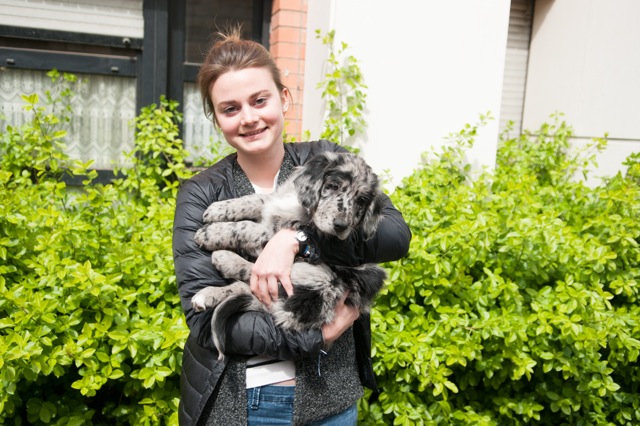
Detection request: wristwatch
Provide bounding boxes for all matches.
[295,229,318,262]
[295,230,309,256]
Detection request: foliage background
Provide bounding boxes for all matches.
[1,68,640,426]
[365,116,640,425]
[1,72,191,425]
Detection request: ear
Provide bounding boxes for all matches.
[293,153,332,210]
[361,187,385,240]
[281,87,291,113]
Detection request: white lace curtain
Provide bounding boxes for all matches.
[182,82,227,164]
[0,68,136,170]
[0,69,228,169]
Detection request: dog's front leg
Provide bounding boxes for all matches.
[203,194,266,222]
[195,221,272,258]
[211,250,253,281]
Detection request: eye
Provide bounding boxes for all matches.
[356,194,371,207]
[254,97,267,106]
[221,105,238,115]
[324,181,340,192]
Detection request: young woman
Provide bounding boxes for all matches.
[172,28,411,425]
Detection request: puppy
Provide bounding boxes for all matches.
[192,151,388,357]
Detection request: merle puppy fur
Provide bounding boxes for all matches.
[192,151,388,357]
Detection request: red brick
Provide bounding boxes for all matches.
[274,0,305,12]
[276,58,302,75]
[271,42,302,59]
[272,9,305,28]
[271,0,307,141]
[272,27,304,44]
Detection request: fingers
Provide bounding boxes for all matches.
[279,275,294,298]
[321,291,360,345]
[250,265,293,306]
[250,229,297,305]
[250,273,278,307]
[268,277,280,302]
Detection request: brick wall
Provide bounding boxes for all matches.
[270,0,308,140]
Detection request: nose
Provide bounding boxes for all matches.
[240,107,259,125]
[333,219,349,234]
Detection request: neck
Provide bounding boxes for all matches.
[237,144,285,189]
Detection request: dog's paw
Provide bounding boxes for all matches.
[203,202,228,223]
[192,284,248,312]
[191,286,224,311]
[191,292,208,312]
[211,250,237,265]
[194,227,208,247]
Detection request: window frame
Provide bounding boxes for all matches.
[0,0,272,182]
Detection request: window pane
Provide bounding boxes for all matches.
[183,0,257,162]
[185,0,255,64]
[0,68,136,169]
[182,82,230,165]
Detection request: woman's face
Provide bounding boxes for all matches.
[211,67,289,157]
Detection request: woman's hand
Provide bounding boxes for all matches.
[321,292,360,345]
[250,228,298,306]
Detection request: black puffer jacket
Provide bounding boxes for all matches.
[173,140,411,425]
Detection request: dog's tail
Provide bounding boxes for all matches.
[212,292,265,359]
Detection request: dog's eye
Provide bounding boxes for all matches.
[356,195,370,206]
[324,182,340,191]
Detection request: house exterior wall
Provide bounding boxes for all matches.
[523,0,640,184]
[4,0,637,185]
[303,0,511,187]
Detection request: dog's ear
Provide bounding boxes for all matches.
[361,186,385,240]
[293,153,332,210]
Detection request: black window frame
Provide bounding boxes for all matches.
[0,25,143,103]
[0,0,271,183]
[162,0,273,108]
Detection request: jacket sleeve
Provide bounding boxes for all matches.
[222,312,324,358]
[361,193,412,264]
[173,176,324,358]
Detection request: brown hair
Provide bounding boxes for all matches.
[197,27,289,122]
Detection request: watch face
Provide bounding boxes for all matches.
[296,231,308,242]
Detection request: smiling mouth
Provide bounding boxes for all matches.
[241,127,267,137]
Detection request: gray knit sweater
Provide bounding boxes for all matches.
[203,329,363,425]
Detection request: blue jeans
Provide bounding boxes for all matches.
[246,385,358,425]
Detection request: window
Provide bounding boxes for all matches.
[0,0,271,177]
[0,0,144,177]
[181,0,272,163]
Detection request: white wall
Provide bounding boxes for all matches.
[304,0,512,187]
[523,0,640,184]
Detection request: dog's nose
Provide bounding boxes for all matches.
[333,220,349,234]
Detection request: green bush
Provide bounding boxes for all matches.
[364,115,640,425]
[315,29,367,150]
[4,72,640,426]
[0,71,191,425]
